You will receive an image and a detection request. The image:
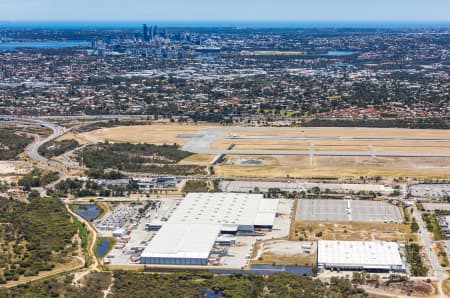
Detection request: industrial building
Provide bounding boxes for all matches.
[317,240,405,273]
[140,223,221,265]
[140,193,279,266]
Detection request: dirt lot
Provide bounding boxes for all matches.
[215,155,450,179]
[252,240,316,266]
[291,221,415,242]
[65,123,216,146]
[443,279,450,297]
[0,161,32,175]
[361,280,435,298]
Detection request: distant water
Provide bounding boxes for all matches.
[325,51,360,56]
[97,238,112,258]
[211,265,313,276]
[0,40,90,51]
[73,204,102,221]
[1,21,450,29]
[197,56,218,61]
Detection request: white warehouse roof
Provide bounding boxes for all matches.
[318,240,404,270]
[141,193,279,265]
[169,193,278,227]
[141,223,221,260]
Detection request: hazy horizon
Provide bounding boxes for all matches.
[1,0,450,23]
[2,20,450,30]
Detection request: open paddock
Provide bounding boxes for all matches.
[71,124,217,146]
[291,221,414,242]
[214,155,450,179]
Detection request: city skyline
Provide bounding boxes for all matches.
[1,0,450,22]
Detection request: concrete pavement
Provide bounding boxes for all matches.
[183,127,450,157]
[412,206,447,296]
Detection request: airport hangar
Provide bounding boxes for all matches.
[140,193,279,266]
[317,240,405,273]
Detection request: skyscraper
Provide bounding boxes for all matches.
[151,25,157,41]
[143,24,149,42]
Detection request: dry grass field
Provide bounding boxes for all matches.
[60,125,450,178]
[443,279,450,297]
[215,155,450,179]
[178,154,216,165]
[252,251,316,266]
[291,221,415,242]
[56,131,91,145]
[251,240,316,266]
[212,136,450,155]
[69,124,216,146]
[224,127,450,139]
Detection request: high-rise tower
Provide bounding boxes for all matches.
[143,24,149,42]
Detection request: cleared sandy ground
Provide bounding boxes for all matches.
[252,240,316,266]
[64,124,217,146]
[292,221,415,242]
[0,161,33,175]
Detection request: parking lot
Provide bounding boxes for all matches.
[103,198,181,265]
[296,199,402,223]
[96,204,143,234]
[409,184,450,198]
[422,203,450,211]
[220,180,394,194]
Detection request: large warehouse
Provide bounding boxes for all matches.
[141,193,279,266]
[140,223,221,265]
[317,240,405,273]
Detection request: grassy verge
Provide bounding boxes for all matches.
[422,213,446,241]
[71,215,91,267]
[437,243,449,267]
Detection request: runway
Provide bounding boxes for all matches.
[182,127,450,157]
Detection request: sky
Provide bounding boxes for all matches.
[1,0,450,23]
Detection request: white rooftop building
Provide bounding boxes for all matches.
[140,223,221,265]
[169,193,278,231]
[141,193,279,266]
[317,240,405,273]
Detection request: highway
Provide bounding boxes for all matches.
[1,116,85,171]
[183,127,450,157]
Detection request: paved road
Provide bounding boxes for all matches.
[1,116,84,172]
[183,127,450,157]
[412,206,447,283]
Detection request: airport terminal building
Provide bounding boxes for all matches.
[140,193,279,265]
[317,240,405,273]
